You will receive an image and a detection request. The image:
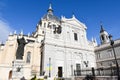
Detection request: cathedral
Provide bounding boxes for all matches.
[0,4,97,80]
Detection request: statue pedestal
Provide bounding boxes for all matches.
[12,60,25,79]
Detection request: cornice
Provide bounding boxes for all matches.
[95,39,120,52]
[44,42,94,52]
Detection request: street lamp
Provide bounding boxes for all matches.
[109,34,120,80]
[109,63,113,76]
[49,57,51,77]
[71,65,73,76]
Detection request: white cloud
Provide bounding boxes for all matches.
[0,20,13,42]
[0,1,13,42]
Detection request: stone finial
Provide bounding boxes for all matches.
[9,32,12,35]
[92,37,98,46]
[72,14,75,19]
[61,15,63,19]
[72,12,76,19]
[14,30,16,34]
[91,37,94,42]
[20,30,23,35]
[28,32,30,37]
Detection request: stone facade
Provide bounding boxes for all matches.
[0,4,97,80]
[95,39,120,75]
[95,25,120,76]
[0,34,41,79]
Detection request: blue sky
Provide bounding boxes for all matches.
[0,0,120,44]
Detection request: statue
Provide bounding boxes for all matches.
[16,37,27,59]
[57,25,62,34]
[53,25,62,34]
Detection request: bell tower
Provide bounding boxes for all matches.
[100,24,110,44]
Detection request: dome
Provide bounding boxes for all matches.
[43,13,60,23]
[42,4,60,23]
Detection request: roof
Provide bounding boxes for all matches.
[42,3,60,23]
[95,38,120,52]
[43,13,60,23]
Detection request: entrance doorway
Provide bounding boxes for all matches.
[8,70,12,79]
[76,64,81,76]
[58,67,63,77]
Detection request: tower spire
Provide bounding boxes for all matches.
[47,3,53,15]
[99,22,110,44]
[100,22,105,33]
[49,3,52,10]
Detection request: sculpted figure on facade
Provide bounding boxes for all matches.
[16,37,27,59]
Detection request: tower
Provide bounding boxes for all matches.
[34,3,61,42]
[100,24,109,44]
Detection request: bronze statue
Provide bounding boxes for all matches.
[53,25,62,34]
[57,25,62,34]
[16,37,27,59]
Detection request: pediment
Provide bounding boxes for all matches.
[62,17,87,29]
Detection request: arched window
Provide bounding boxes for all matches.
[26,52,31,63]
[44,23,46,28]
[101,35,104,41]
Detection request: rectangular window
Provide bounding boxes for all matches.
[74,33,78,41]
[44,23,46,27]
[107,50,113,58]
[47,22,51,28]
[97,53,101,59]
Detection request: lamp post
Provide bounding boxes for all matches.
[109,63,113,76]
[71,65,73,76]
[49,57,51,77]
[109,34,120,80]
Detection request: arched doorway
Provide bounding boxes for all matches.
[58,67,63,77]
[8,70,12,80]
